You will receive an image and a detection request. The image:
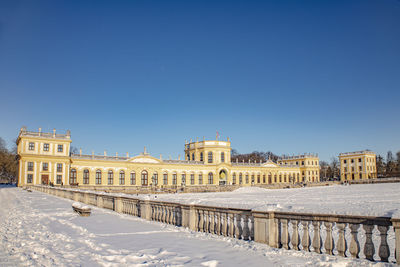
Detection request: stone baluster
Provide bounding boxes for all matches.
[162,206,167,223]
[275,218,281,248]
[336,223,346,257]
[377,225,389,262]
[242,215,250,240]
[228,213,235,237]
[291,220,299,250]
[235,214,243,239]
[210,211,215,234]
[312,221,321,253]
[222,213,228,236]
[324,222,333,255]
[281,219,289,249]
[363,224,375,261]
[301,221,310,252]
[205,210,210,232]
[249,216,254,240]
[199,210,204,232]
[349,224,360,258]
[215,212,221,235]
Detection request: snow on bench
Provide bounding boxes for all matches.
[72,202,91,217]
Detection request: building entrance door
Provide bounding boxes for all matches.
[41,174,49,185]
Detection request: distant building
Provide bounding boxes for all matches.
[339,151,377,181]
[16,127,320,189]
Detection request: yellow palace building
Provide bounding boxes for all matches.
[17,127,320,190]
[339,150,377,181]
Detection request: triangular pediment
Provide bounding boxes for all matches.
[129,154,162,164]
[262,161,279,168]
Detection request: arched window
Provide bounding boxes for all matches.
[186,154,190,160]
[190,173,195,185]
[200,152,203,162]
[198,173,203,185]
[192,153,195,161]
[262,174,266,184]
[279,174,282,183]
[108,170,114,185]
[83,169,89,184]
[284,174,287,183]
[153,172,158,185]
[181,173,186,185]
[96,170,102,184]
[141,170,148,186]
[297,173,300,181]
[251,174,255,184]
[268,174,272,184]
[239,173,243,184]
[245,174,249,184]
[274,174,277,183]
[119,171,125,185]
[69,169,77,184]
[257,174,260,184]
[232,173,236,185]
[130,172,136,185]
[221,152,225,162]
[163,172,168,185]
[208,172,213,184]
[208,152,213,163]
[172,173,177,185]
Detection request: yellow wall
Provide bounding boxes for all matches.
[339,151,377,181]
[17,128,320,188]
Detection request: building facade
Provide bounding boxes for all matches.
[339,151,377,181]
[17,127,320,189]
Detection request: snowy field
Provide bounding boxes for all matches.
[139,183,400,218]
[0,186,394,266]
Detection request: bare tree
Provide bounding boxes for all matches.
[330,157,339,179]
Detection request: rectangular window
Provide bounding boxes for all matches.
[56,175,62,184]
[301,161,304,166]
[344,167,347,172]
[42,162,48,171]
[163,173,168,185]
[29,142,35,150]
[351,167,355,172]
[190,174,195,185]
[27,174,33,183]
[351,159,354,163]
[198,174,203,185]
[181,173,186,185]
[172,174,177,185]
[221,152,225,163]
[27,162,34,171]
[344,159,347,164]
[359,166,362,171]
[43,143,49,151]
[57,144,63,152]
[130,172,136,185]
[358,158,362,162]
[57,163,62,172]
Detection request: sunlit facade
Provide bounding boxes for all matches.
[17,127,320,188]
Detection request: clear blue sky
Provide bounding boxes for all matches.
[1,0,399,162]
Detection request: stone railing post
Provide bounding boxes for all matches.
[181,205,190,228]
[115,197,123,213]
[73,191,79,202]
[141,200,151,221]
[253,212,268,244]
[189,205,197,231]
[391,219,400,265]
[83,192,89,204]
[97,195,104,208]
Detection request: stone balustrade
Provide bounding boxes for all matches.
[28,185,399,265]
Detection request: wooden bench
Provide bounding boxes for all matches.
[72,203,91,217]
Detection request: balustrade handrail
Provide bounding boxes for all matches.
[27,185,400,265]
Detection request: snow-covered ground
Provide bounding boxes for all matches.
[138,183,400,218]
[0,185,394,266]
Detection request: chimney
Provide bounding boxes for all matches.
[38,127,42,136]
[79,148,82,156]
[53,128,56,137]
